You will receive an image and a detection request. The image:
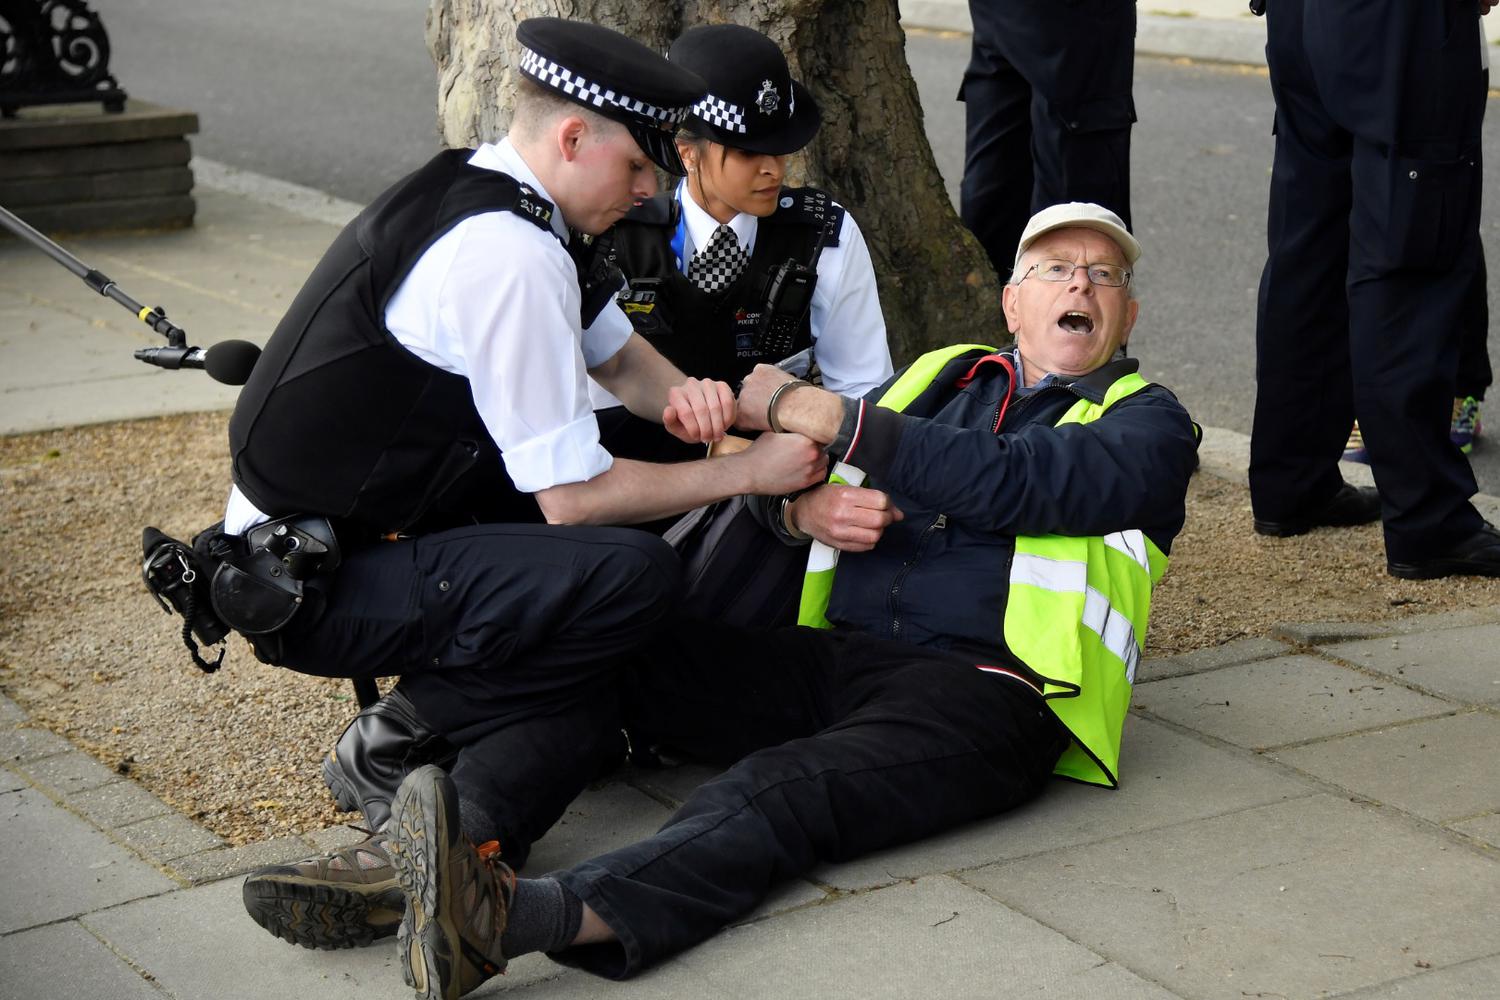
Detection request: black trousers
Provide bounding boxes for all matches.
[275,523,679,866]
[1250,0,1486,562]
[552,621,1070,978]
[959,0,1136,279]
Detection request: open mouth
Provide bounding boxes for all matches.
[1058,311,1095,334]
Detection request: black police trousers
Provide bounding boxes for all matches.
[959,0,1136,279]
[1250,0,1487,562]
[274,523,679,867]
[552,620,1070,978]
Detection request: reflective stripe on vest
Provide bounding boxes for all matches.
[797,344,996,629]
[797,352,1163,790]
[1005,372,1162,789]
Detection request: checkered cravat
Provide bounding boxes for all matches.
[688,224,749,294]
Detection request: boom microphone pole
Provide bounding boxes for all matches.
[0,202,261,386]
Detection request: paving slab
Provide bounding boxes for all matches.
[817,714,1312,891]
[1275,712,1500,825]
[1133,654,1453,750]
[670,875,1182,1000]
[1335,954,1500,999]
[625,761,720,809]
[85,876,592,997]
[0,769,26,794]
[1319,624,1500,705]
[70,776,175,829]
[82,877,412,1000]
[16,747,125,797]
[115,810,226,863]
[0,717,75,764]
[0,920,164,1000]
[1140,635,1292,681]
[1449,813,1500,850]
[168,834,314,885]
[526,780,674,875]
[966,794,1500,1000]
[0,787,175,934]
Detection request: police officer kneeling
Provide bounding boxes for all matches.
[219,17,825,950]
[244,204,1200,997]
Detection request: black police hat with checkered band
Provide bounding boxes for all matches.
[516,17,706,176]
[669,24,821,156]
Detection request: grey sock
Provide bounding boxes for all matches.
[500,877,584,959]
[457,796,497,845]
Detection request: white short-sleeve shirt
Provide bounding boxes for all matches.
[225,139,632,534]
[588,179,892,409]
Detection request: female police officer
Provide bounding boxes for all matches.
[593,23,893,465]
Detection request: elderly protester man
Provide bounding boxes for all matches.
[250,203,1199,1000]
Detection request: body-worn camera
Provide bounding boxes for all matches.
[142,526,229,672]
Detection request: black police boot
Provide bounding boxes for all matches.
[1387,522,1500,580]
[322,687,457,831]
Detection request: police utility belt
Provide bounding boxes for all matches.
[142,514,341,673]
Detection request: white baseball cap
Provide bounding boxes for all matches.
[1011,202,1141,275]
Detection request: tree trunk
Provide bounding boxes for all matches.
[425,0,1003,365]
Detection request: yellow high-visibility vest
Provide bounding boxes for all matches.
[798,347,1162,788]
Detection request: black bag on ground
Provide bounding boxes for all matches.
[662,494,807,631]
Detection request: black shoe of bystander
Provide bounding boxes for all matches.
[1387,523,1500,580]
[1253,483,1381,538]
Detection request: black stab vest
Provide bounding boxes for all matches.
[228,149,569,534]
[606,186,843,387]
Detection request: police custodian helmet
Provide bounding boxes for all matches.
[669,23,822,156]
[515,17,706,175]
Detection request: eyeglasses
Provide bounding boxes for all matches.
[1019,258,1132,288]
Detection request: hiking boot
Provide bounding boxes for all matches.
[241,830,404,950]
[1388,522,1500,579]
[1341,422,1369,464]
[323,687,457,831]
[1253,482,1381,537]
[387,765,513,1000]
[1451,395,1482,454]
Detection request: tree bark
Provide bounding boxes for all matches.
[425,0,1003,365]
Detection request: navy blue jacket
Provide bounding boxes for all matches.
[821,350,1199,659]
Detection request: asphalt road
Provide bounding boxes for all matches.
[100,5,1500,496]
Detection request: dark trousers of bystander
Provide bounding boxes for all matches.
[551,619,1070,978]
[272,523,680,868]
[1250,0,1487,563]
[959,0,1136,279]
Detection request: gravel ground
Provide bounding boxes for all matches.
[4,411,1498,847]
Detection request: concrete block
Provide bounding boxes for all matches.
[1133,653,1451,750]
[168,835,313,885]
[11,195,196,236]
[1274,621,1392,645]
[16,748,124,796]
[0,137,192,181]
[0,100,198,151]
[0,165,194,207]
[673,876,1180,1000]
[0,921,164,1000]
[1450,813,1500,850]
[0,769,26,793]
[0,718,74,764]
[1321,624,1500,705]
[817,714,1311,892]
[70,777,173,829]
[1141,635,1292,680]
[0,788,174,934]
[966,794,1500,1000]
[115,811,225,863]
[1276,712,1500,824]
